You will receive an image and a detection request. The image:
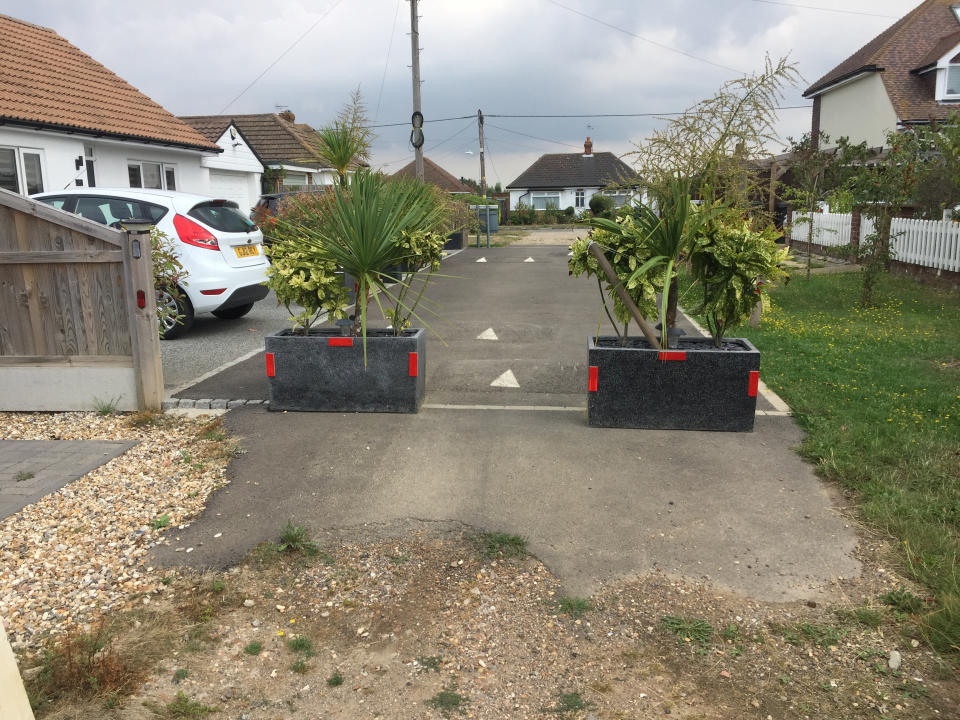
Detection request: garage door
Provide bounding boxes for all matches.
[209,171,253,213]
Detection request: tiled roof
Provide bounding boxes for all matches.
[913,30,960,71]
[180,113,334,168]
[804,0,960,124]
[506,150,637,190]
[391,157,473,192]
[0,14,218,151]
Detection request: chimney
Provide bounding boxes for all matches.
[278,110,296,123]
[584,137,593,156]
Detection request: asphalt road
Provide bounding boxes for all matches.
[160,290,293,392]
[155,246,858,601]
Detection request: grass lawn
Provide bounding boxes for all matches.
[711,271,959,653]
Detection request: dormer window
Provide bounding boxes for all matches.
[932,43,960,102]
[948,63,960,98]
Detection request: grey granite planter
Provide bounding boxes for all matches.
[265,328,426,413]
[587,335,760,431]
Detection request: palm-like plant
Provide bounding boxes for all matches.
[286,170,448,359]
[316,124,367,185]
[587,180,702,348]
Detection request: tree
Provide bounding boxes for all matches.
[913,112,960,220]
[842,131,923,306]
[317,88,374,185]
[780,132,866,280]
[629,55,800,215]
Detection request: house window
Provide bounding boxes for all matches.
[128,161,177,190]
[575,189,584,208]
[947,65,960,98]
[531,191,560,210]
[0,146,45,195]
[283,171,308,187]
[603,191,630,208]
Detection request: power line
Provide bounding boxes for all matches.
[219,0,346,113]
[485,123,582,150]
[365,114,475,129]
[374,0,403,123]
[750,0,898,18]
[543,0,745,75]
[486,106,811,119]
[427,119,477,151]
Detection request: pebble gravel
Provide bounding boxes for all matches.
[0,411,230,652]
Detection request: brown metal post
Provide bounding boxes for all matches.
[586,241,661,348]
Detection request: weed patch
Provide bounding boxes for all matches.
[661,615,713,646]
[476,531,527,559]
[277,521,319,555]
[243,642,262,656]
[416,654,443,672]
[426,685,468,717]
[545,690,592,715]
[327,670,344,687]
[14,470,34,482]
[557,596,593,618]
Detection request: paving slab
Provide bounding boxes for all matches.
[157,247,859,601]
[0,440,136,519]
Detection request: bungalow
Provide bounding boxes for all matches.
[180,112,340,195]
[506,138,637,215]
[0,14,226,197]
[804,0,960,149]
[390,156,472,193]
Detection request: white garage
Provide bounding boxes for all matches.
[196,123,263,214]
[209,169,256,212]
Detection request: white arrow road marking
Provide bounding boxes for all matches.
[476,256,487,263]
[476,328,498,341]
[490,369,520,388]
[524,257,535,262]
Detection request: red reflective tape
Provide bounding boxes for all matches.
[265,352,275,377]
[408,352,418,377]
[588,366,598,392]
[328,337,353,347]
[658,351,686,361]
[748,370,759,397]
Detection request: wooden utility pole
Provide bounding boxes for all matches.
[478,108,490,248]
[410,0,423,181]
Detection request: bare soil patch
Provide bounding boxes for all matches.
[23,528,960,720]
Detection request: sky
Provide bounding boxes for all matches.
[5,0,923,186]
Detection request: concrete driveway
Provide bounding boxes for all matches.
[156,246,861,601]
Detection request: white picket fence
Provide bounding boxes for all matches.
[791,212,960,272]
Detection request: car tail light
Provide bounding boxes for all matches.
[173,214,219,250]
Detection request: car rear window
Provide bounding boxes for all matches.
[189,201,257,233]
[72,196,167,226]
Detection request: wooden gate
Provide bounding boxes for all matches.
[0,189,162,411]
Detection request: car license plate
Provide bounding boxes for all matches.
[235,245,259,258]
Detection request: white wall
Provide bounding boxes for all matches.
[818,73,899,149]
[0,126,214,195]
[201,125,263,211]
[509,186,614,215]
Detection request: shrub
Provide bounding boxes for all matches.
[588,193,613,217]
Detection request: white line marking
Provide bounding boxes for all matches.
[476,328,498,341]
[524,257,535,262]
[490,369,520,388]
[167,346,263,398]
[476,257,487,263]
[423,403,582,412]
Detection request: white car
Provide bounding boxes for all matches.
[32,188,270,339]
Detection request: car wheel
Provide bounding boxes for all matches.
[157,286,194,340]
[211,302,254,320]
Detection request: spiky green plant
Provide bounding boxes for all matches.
[279,169,449,361]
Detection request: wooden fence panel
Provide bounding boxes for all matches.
[0,189,161,411]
